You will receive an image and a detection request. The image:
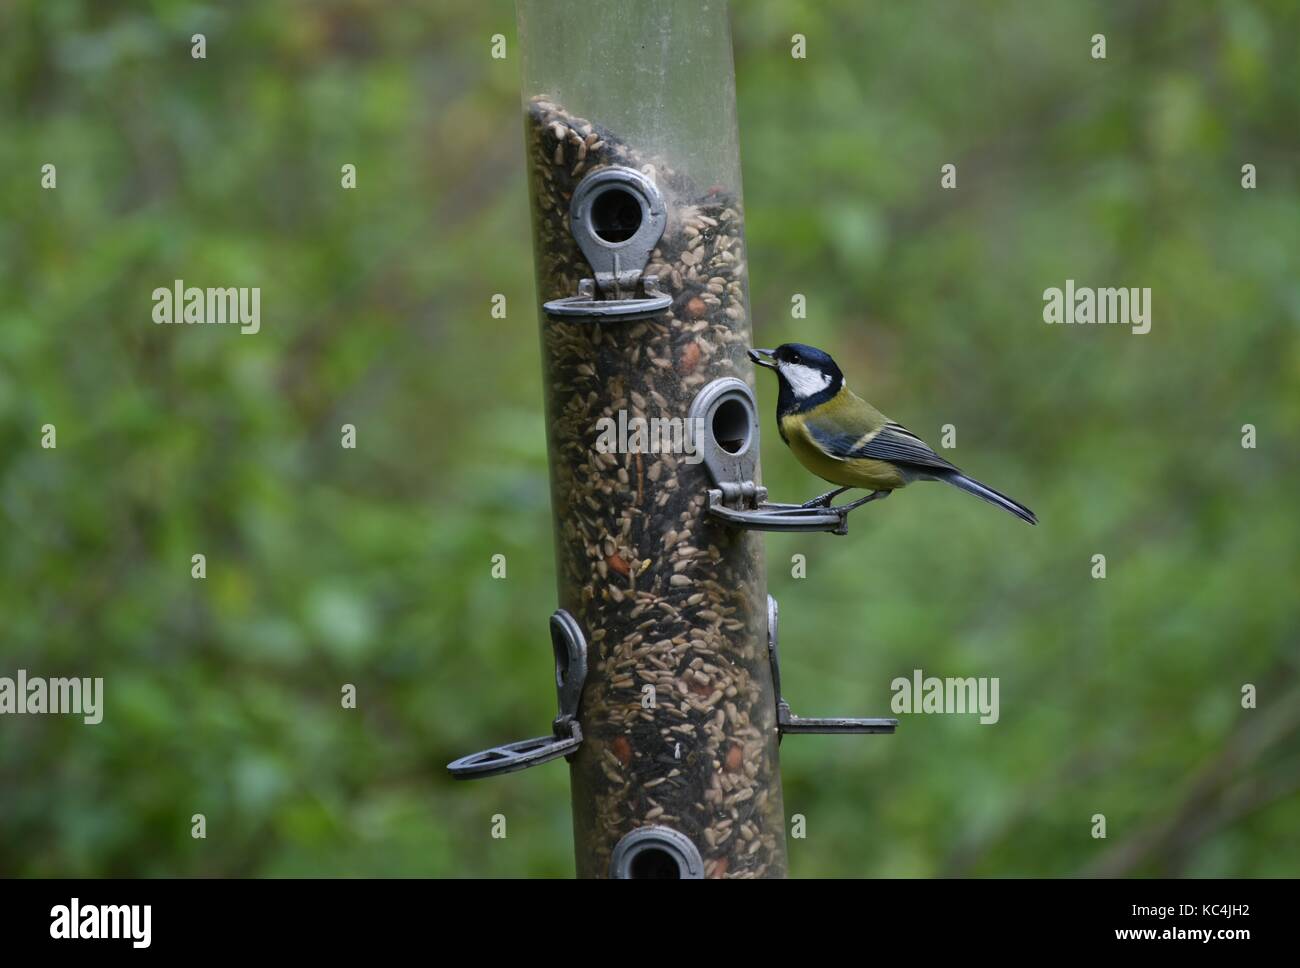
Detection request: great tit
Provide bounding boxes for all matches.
[748,343,1037,525]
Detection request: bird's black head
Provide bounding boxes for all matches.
[748,342,844,413]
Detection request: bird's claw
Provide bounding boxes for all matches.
[800,487,850,509]
[838,490,890,512]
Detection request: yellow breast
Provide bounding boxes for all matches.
[779,413,908,490]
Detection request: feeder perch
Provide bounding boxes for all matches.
[767,596,898,741]
[447,610,588,778]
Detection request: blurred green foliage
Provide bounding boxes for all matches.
[1,0,1297,876]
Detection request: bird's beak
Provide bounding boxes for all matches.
[748,347,777,369]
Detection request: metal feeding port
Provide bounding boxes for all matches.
[609,826,704,880]
[446,610,589,779]
[542,166,672,319]
[767,596,898,741]
[689,377,858,534]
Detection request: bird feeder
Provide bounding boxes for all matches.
[448,0,896,879]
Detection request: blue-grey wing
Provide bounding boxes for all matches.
[810,421,958,472]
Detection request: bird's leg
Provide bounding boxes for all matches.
[839,489,890,512]
[801,486,851,509]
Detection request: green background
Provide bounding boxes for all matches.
[1,0,1297,876]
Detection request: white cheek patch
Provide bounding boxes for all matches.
[780,362,832,399]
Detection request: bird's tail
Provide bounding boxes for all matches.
[939,472,1037,525]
